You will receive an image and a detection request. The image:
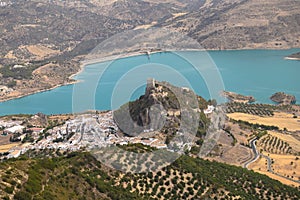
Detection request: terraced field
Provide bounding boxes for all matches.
[257,134,293,155]
[268,131,300,152]
[224,103,274,117]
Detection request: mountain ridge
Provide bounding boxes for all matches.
[0,0,299,104]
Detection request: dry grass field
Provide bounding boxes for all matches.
[48,114,75,122]
[249,156,300,187]
[26,45,59,59]
[133,22,157,30]
[267,153,300,181]
[0,143,20,153]
[4,50,17,59]
[227,112,300,131]
[226,121,253,144]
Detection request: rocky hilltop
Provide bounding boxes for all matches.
[270,92,296,105]
[113,79,209,139]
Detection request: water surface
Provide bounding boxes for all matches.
[1,49,299,116]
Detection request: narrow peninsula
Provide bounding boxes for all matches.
[221,91,256,103]
[285,52,300,60]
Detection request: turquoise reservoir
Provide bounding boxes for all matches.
[0,49,299,116]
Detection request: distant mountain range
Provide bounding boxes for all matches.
[1,0,300,62]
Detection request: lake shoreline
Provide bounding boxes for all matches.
[1,48,300,105]
[81,47,300,66]
[0,80,78,103]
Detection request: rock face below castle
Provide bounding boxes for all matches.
[113,79,208,137]
[270,92,296,105]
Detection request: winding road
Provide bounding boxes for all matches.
[244,138,259,168]
[244,137,300,185]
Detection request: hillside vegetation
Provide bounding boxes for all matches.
[0,151,299,200]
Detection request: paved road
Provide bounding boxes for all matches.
[244,137,300,184]
[261,154,300,184]
[260,154,273,172]
[244,138,259,168]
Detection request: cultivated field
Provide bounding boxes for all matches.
[227,112,300,131]
[268,131,300,152]
[257,134,292,154]
[227,111,300,187]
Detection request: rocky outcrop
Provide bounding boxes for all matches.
[113,79,208,137]
[221,91,255,103]
[270,92,296,105]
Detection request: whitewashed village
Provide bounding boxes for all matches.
[0,110,197,160]
[0,103,216,160]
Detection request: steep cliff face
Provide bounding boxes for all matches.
[113,79,208,137]
[270,92,296,105]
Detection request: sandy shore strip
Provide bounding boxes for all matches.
[284,56,300,61]
[0,80,78,103]
[80,48,207,66]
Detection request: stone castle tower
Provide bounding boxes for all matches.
[146,78,155,96]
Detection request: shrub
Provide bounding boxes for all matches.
[4,186,14,194]
[7,80,17,88]
[14,191,32,200]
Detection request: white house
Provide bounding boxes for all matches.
[4,125,25,134]
[204,105,215,114]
